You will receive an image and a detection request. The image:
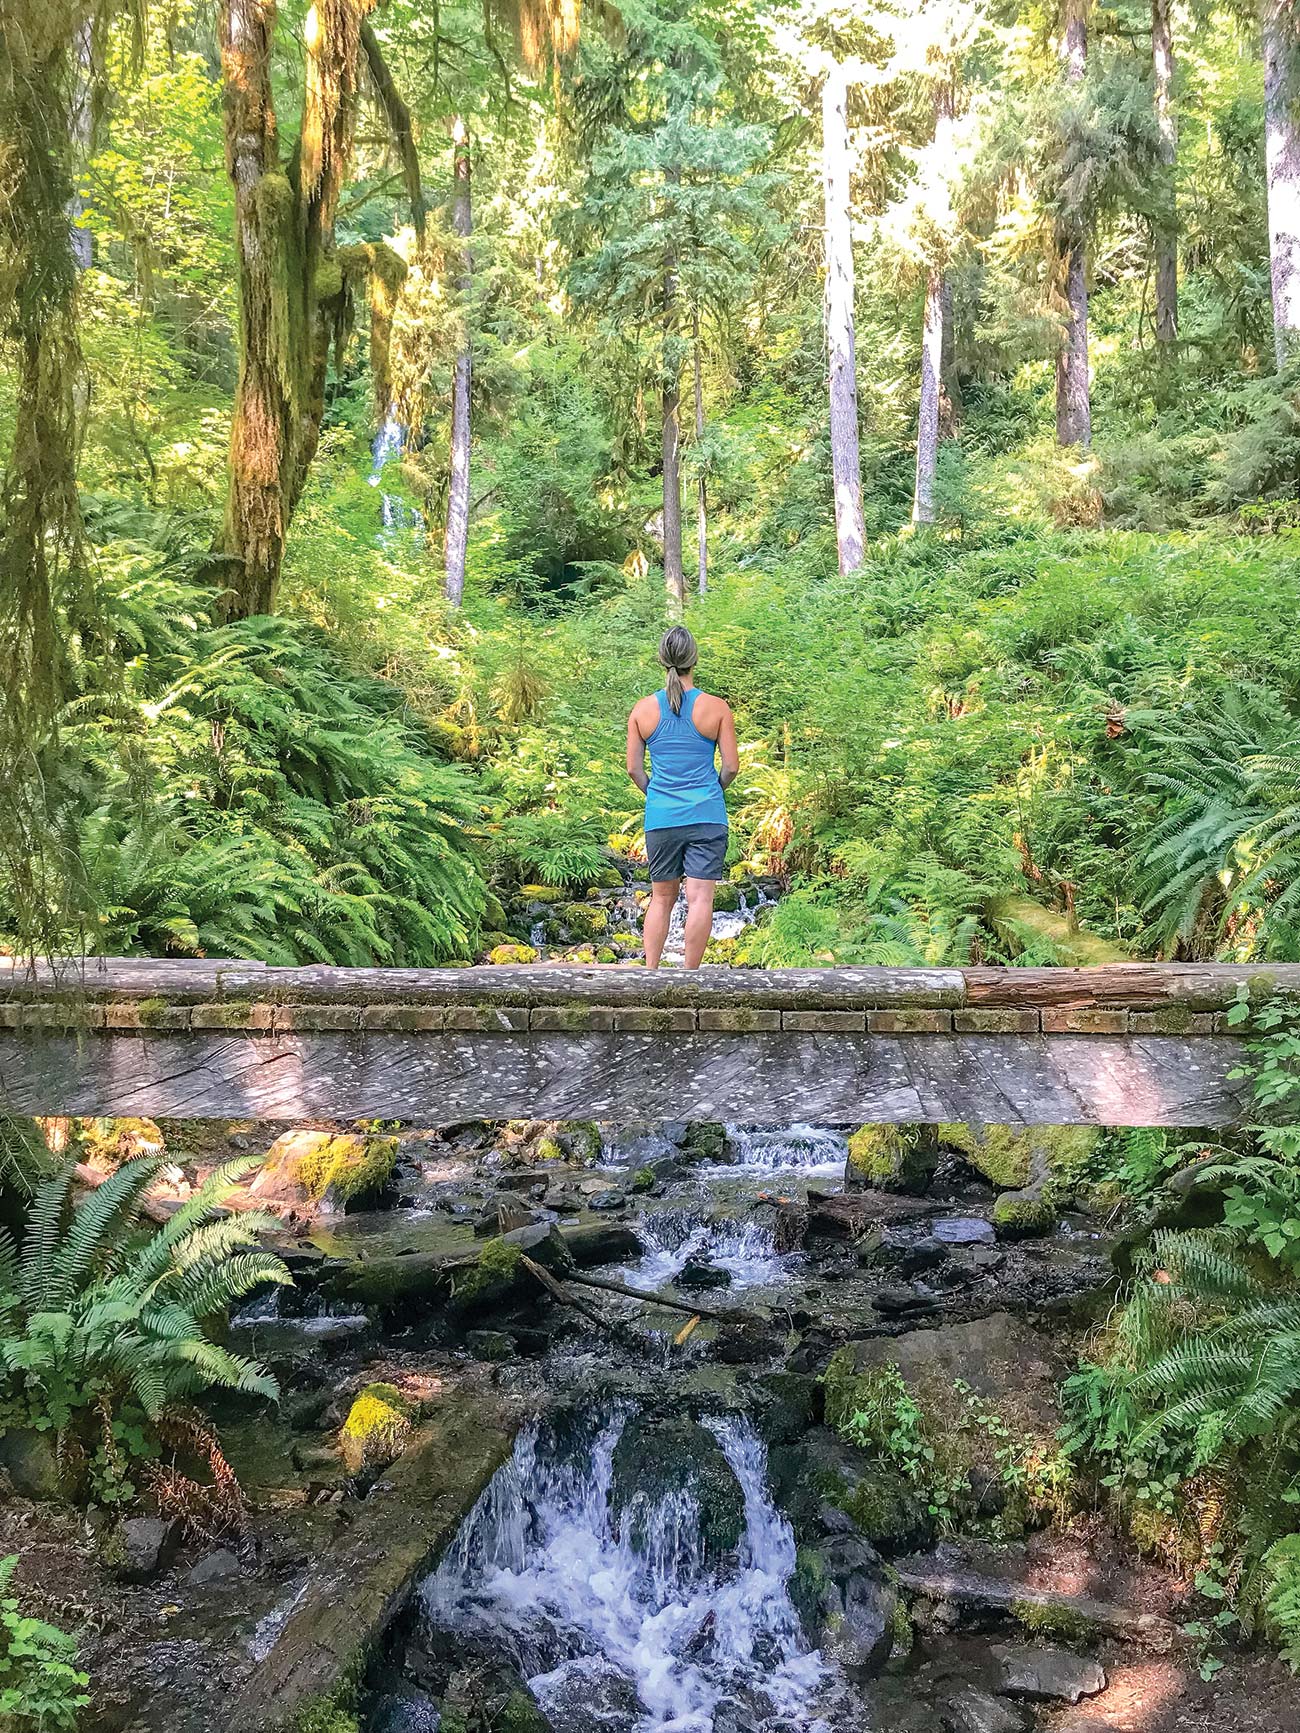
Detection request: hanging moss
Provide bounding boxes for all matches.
[847,1126,937,1193]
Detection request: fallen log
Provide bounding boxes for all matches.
[563,1268,753,1324]
[74,1162,171,1225]
[518,1254,620,1339]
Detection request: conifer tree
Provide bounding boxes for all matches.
[1263,0,1300,367]
[1056,0,1091,448]
[443,117,473,607]
[1151,0,1178,398]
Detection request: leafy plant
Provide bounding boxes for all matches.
[0,1556,90,1731]
[0,1156,289,1502]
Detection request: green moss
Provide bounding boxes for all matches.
[847,1125,937,1194]
[889,1597,915,1662]
[535,1135,564,1163]
[314,256,344,301]
[1010,1598,1097,1644]
[295,1710,358,1733]
[939,1123,1097,1190]
[520,884,566,903]
[713,883,741,912]
[483,891,508,927]
[339,1381,414,1475]
[298,1133,397,1205]
[992,1189,1058,1238]
[498,1690,551,1733]
[631,1166,657,1193]
[562,1121,602,1163]
[481,930,516,951]
[451,1237,525,1312]
[256,170,294,225]
[595,946,617,963]
[683,1122,728,1162]
[489,943,538,964]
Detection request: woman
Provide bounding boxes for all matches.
[626,625,739,969]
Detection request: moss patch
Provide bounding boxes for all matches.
[489,943,538,964]
[847,1125,937,1193]
[938,1123,1097,1191]
[992,1189,1058,1238]
[450,1237,525,1313]
[1010,1597,1097,1645]
[298,1133,397,1206]
[339,1382,415,1476]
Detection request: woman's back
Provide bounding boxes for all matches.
[641,688,727,829]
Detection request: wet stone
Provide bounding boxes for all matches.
[899,1237,949,1276]
[941,1684,1030,1733]
[185,1547,240,1586]
[677,1258,733,1291]
[932,1217,995,1245]
[995,1644,1106,1704]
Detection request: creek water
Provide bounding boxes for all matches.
[419,1409,844,1733]
[369,412,425,543]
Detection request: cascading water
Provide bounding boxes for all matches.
[661,887,772,965]
[419,1410,837,1733]
[715,1124,848,1179]
[368,411,425,542]
[622,1211,784,1291]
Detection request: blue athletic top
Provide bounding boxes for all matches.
[644,689,728,830]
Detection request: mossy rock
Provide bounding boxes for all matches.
[561,1120,602,1164]
[564,945,598,964]
[295,1705,360,1733]
[448,1236,525,1314]
[713,882,741,913]
[631,1166,657,1194]
[78,1116,165,1167]
[558,903,609,938]
[610,1415,746,1564]
[682,1122,728,1164]
[535,1135,564,1163]
[481,930,517,953]
[938,1123,1097,1191]
[252,1129,397,1214]
[992,1189,1058,1239]
[702,936,739,964]
[482,891,508,928]
[846,1126,938,1195]
[1010,1597,1099,1645]
[593,866,626,888]
[520,884,566,903]
[339,1382,415,1476]
[489,943,538,965]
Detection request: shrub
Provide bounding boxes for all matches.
[0,1557,90,1731]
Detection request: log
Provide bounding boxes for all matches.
[518,1253,618,1339]
[73,1161,171,1224]
[563,1268,752,1324]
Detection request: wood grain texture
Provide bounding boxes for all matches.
[0,1028,1250,1125]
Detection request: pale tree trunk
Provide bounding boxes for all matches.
[443,118,473,607]
[69,20,94,271]
[662,244,685,613]
[913,270,944,526]
[1264,1,1300,369]
[821,60,866,574]
[1152,0,1177,400]
[913,86,955,526]
[693,310,707,596]
[1055,0,1091,448]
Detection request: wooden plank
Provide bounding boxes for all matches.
[0,1029,1251,1126]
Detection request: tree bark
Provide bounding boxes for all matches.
[1152,0,1177,401]
[821,60,866,575]
[913,84,955,526]
[913,270,944,526]
[1055,0,1092,448]
[443,118,473,608]
[1264,1,1300,369]
[693,310,707,596]
[662,231,685,613]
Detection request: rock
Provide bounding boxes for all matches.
[501,1221,571,1266]
[846,1126,939,1194]
[0,1427,63,1500]
[541,1187,583,1215]
[587,1189,628,1213]
[931,1216,995,1246]
[941,1685,1029,1733]
[560,1222,642,1267]
[681,1122,729,1163]
[677,1258,733,1291]
[966,1245,1005,1269]
[339,1382,416,1476]
[532,1656,640,1733]
[992,1189,1058,1239]
[995,1645,1106,1704]
[873,1286,942,1317]
[899,1238,949,1276]
[113,1516,181,1582]
[186,1548,240,1587]
[368,1689,442,1733]
[938,1124,1097,1191]
[250,1129,398,1217]
[810,1531,898,1677]
[464,1329,516,1362]
[610,1415,746,1564]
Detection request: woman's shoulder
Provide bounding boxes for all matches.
[630,691,663,728]
[692,689,731,719]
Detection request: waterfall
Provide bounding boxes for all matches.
[420,1410,834,1732]
[368,411,425,542]
[662,887,772,964]
[718,1123,848,1177]
[619,1209,784,1291]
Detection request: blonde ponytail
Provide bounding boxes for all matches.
[658,625,698,715]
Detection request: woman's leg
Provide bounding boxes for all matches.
[643,879,681,969]
[682,877,717,969]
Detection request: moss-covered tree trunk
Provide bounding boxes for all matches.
[443,118,473,608]
[693,310,707,596]
[215,0,373,619]
[662,237,685,614]
[1055,0,1091,448]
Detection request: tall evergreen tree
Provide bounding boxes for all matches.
[1151,0,1178,397]
[443,117,473,607]
[820,56,866,571]
[1263,0,1300,367]
[1056,0,1091,448]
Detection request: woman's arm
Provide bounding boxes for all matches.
[717,704,739,790]
[626,708,650,794]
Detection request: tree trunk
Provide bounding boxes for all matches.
[939,274,959,435]
[693,311,707,596]
[1264,1,1300,369]
[1152,0,1177,401]
[662,239,685,613]
[1055,0,1092,448]
[69,20,94,272]
[821,60,866,575]
[913,269,944,526]
[216,0,368,619]
[913,84,955,526]
[443,118,473,608]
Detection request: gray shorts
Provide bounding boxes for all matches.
[645,823,729,883]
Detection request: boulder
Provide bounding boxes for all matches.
[610,1415,746,1564]
[898,1238,949,1277]
[0,1428,63,1500]
[250,1129,398,1217]
[937,1124,1097,1192]
[846,1126,939,1194]
[531,1657,640,1733]
[112,1516,180,1582]
[995,1645,1106,1704]
[681,1122,729,1164]
[804,1531,898,1677]
[931,1217,996,1246]
[992,1189,1058,1240]
[941,1685,1029,1733]
[186,1548,240,1587]
[678,1258,732,1291]
[587,1189,628,1213]
[340,1382,417,1476]
[368,1689,442,1733]
[560,1222,642,1267]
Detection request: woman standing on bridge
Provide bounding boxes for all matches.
[626,626,740,969]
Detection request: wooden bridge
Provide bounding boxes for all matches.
[1,957,1295,1126]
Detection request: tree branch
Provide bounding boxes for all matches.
[360,19,426,238]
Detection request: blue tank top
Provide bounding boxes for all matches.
[644,689,728,830]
